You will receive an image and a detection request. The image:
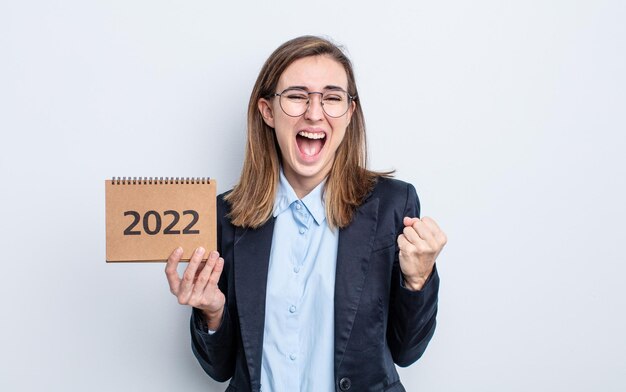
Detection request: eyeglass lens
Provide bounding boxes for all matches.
[278,89,351,118]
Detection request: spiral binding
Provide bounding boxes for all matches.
[111,177,211,185]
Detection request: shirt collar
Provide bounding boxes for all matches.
[273,169,327,225]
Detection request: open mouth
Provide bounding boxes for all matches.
[296,130,326,158]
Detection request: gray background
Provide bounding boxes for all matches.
[1,0,625,391]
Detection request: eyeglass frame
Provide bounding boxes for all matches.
[269,87,357,118]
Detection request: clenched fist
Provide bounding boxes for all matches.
[165,247,225,330]
[397,217,447,291]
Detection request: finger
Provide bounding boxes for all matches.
[194,261,207,279]
[421,217,448,246]
[397,233,412,251]
[207,257,224,287]
[191,251,219,299]
[165,247,183,295]
[421,217,441,231]
[201,257,225,305]
[403,216,420,227]
[403,224,432,248]
[178,247,206,303]
[411,219,437,246]
[398,231,430,256]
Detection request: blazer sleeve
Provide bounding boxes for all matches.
[190,306,236,381]
[386,183,440,367]
[189,194,237,382]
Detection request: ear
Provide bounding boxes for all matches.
[258,98,275,128]
[345,99,356,123]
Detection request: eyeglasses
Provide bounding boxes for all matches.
[271,87,356,118]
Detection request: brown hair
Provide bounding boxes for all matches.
[225,35,391,229]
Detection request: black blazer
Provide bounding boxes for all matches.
[190,177,439,392]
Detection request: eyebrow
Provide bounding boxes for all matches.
[285,85,347,92]
[324,85,345,91]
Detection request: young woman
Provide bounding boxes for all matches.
[165,35,447,392]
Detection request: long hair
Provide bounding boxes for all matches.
[225,35,391,229]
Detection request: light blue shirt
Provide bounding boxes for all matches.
[260,170,338,392]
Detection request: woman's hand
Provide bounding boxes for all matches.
[165,247,225,330]
[397,217,447,291]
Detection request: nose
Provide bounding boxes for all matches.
[304,92,324,121]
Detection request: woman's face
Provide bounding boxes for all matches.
[258,55,355,197]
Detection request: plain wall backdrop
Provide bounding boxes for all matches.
[1,0,625,391]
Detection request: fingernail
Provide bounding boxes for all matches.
[210,251,219,259]
[196,247,205,256]
[175,247,183,255]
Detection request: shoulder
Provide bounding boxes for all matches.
[369,176,418,202]
[216,190,235,227]
[218,189,233,200]
[367,176,420,217]
[371,176,414,193]
[215,190,236,253]
[217,190,232,211]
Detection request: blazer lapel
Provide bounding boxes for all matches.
[234,219,275,391]
[334,197,379,373]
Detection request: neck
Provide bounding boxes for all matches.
[283,169,328,199]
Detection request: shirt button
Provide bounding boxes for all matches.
[339,377,351,390]
[289,305,296,313]
[293,266,300,273]
[289,353,297,361]
[296,203,301,210]
[299,227,305,234]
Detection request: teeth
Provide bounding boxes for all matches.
[298,131,325,140]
